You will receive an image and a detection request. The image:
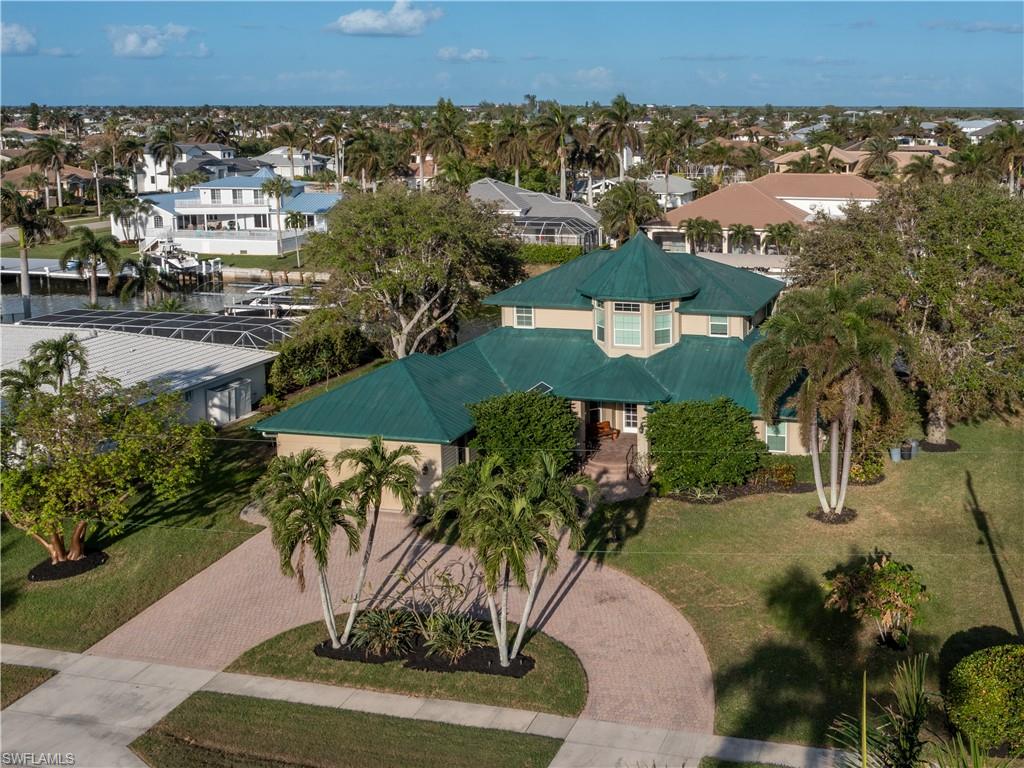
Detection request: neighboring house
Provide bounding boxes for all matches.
[2,325,276,425]
[133,142,266,193]
[256,234,803,511]
[1,162,96,201]
[574,174,696,210]
[409,152,437,190]
[951,119,1002,144]
[469,178,603,250]
[0,147,30,165]
[644,173,878,272]
[110,168,341,256]
[770,143,955,176]
[252,146,329,179]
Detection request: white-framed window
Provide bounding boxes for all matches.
[654,301,673,346]
[613,302,642,347]
[210,189,221,203]
[623,403,639,432]
[253,190,266,204]
[232,190,243,204]
[765,422,787,453]
[254,214,268,228]
[514,306,534,328]
[594,300,605,342]
[709,315,729,337]
[152,215,163,228]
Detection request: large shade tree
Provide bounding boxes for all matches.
[792,180,1024,444]
[308,183,522,358]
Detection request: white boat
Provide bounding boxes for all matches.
[245,284,293,296]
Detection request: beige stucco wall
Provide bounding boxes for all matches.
[500,306,592,331]
[678,313,747,339]
[274,434,450,512]
[752,419,810,456]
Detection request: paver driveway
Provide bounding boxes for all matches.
[90,514,714,732]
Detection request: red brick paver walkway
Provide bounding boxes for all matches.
[89,515,714,732]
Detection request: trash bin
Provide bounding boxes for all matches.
[900,442,913,460]
[889,446,902,463]
[910,439,920,459]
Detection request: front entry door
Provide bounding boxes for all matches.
[622,403,639,434]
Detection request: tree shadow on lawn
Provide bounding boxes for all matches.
[714,562,939,744]
[579,497,650,566]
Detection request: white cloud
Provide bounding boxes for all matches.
[437,46,490,62]
[41,47,79,58]
[573,66,613,89]
[106,23,193,58]
[177,42,210,59]
[1,23,37,55]
[327,1,442,37]
[924,19,1022,34]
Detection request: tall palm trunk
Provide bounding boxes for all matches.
[620,146,626,181]
[289,148,295,180]
[275,197,283,256]
[340,505,380,645]
[808,420,830,514]
[511,559,544,659]
[559,146,567,200]
[318,568,341,649]
[834,418,856,515]
[89,259,99,305]
[18,237,32,319]
[55,168,64,208]
[500,562,510,666]
[926,401,948,445]
[485,592,509,667]
[334,142,341,193]
[829,419,840,510]
[514,165,520,188]
[360,168,367,193]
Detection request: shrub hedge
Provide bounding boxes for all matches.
[517,244,584,265]
[268,310,376,395]
[468,391,579,472]
[646,398,767,493]
[946,644,1024,755]
[55,205,88,217]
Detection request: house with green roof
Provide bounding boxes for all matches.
[256,233,803,506]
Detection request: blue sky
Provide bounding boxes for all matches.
[2,1,1022,107]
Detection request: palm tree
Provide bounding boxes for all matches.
[748,281,899,518]
[257,449,363,649]
[322,114,349,192]
[494,113,531,188]
[727,222,756,254]
[348,129,385,192]
[426,98,467,160]
[284,210,306,268]
[173,171,207,191]
[991,122,1024,196]
[62,226,122,305]
[25,136,69,208]
[698,140,733,183]
[28,333,88,392]
[103,115,123,168]
[260,175,292,255]
[406,111,431,190]
[933,120,963,148]
[118,252,174,304]
[787,154,817,173]
[859,136,897,179]
[436,155,478,194]
[679,216,722,253]
[950,143,999,183]
[903,154,942,184]
[23,172,47,202]
[812,145,844,174]
[333,436,420,645]
[763,222,799,255]
[735,145,767,179]
[272,124,301,179]
[1,184,67,318]
[508,453,596,659]
[597,180,660,241]
[300,121,323,177]
[149,124,179,189]
[533,103,580,199]
[1,357,56,410]
[645,119,688,209]
[596,94,641,181]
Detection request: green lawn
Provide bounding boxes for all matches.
[0,424,270,651]
[1,238,136,263]
[227,615,587,717]
[130,691,562,768]
[0,664,56,709]
[590,420,1024,746]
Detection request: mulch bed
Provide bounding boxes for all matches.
[28,551,108,582]
[313,637,535,679]
[806,507,858,525]
[919,439,961,454]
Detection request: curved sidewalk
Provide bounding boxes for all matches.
[89,515,714,732]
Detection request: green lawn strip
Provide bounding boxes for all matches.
[218,252,329,272]
[2,239,137,263]
[594,420,1023,746]
[226,616,587,717]
[130,691,562,768]
[0,664,56,709]
[0,424,271,651]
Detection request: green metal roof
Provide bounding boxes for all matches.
[558,354,671,404]
[576,234,701,302]
[484,233,783,316]
[255,325,787,443]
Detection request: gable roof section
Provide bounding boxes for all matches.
[752,173,878,200]
[283,191,342,214]
[662,183,808,228]
[469,178,600,225]
[558,354,671,404]
[674,258,784,315]
[484,248,616,309]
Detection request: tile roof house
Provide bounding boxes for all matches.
[132,142,269,194]
[469,178,603,250]
[771,143,956,176]
[644,174,878,274]
[256,233,802,507]
[110,168,342,256]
